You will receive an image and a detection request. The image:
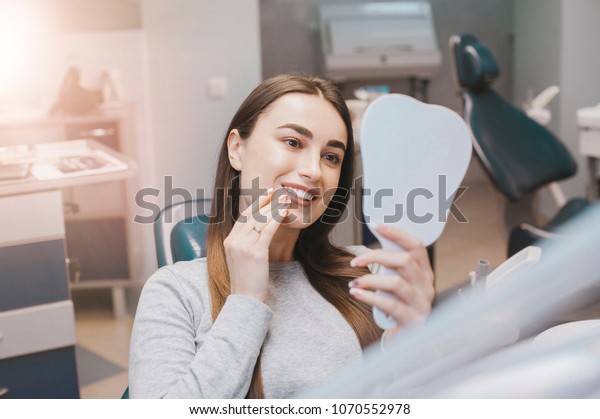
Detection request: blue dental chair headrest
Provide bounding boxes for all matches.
[452,33,500,90]
[464,44,499,89]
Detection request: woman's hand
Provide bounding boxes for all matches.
[224,188,290,303]
[348,224,435,335]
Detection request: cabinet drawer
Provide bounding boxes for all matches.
[0,301,75,360]
[0,239,69,311]
[0,190,64,245]
[65,181,126,218]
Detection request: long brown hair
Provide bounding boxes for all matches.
[206,74,381,398]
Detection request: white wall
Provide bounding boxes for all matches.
[513,0,562,135]
[514,0,600,218]
[141,0,261,194]
[137,0,262,279]
[559,0,600,199]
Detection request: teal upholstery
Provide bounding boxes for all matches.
[170,213,211,265]
[462,44,499,89]
[449,33,589,255]
[153,199,212,268]
[466,90,577,200]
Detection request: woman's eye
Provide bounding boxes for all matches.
[324,153,341,164]
[284,138,301,148]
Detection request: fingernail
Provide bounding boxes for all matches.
[278,194,291,204]
[266,187,274,195]
[349,287,363,296]
[278,208,288,217]
[348,280,358,287]
[350,257,361,267]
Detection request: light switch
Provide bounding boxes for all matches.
[207,77,229,99]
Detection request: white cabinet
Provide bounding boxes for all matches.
[0,190,79,398]
[0,107,139,317]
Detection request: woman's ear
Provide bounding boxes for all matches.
[227,129,244,171]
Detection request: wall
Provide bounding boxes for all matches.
[513,0,562,135]
[0,0,143,113]
[559,0,600,201]
[141,0,261,195]
[0,0,141,34]
[259,0,515,184]
[513,0,600,217]
[139,0,262,278]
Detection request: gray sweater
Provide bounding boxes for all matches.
[129,248,372,399]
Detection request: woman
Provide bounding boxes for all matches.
[129,74,434,398]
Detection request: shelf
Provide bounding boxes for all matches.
[0,139,137,197]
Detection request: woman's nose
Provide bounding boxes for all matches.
[297,151,322,181]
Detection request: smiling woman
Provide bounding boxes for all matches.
[128,74,435,399]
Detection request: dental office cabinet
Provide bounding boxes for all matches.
[0,190,79,398]
[0,106,139,318]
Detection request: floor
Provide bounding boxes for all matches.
[435,180,508,292]
[74,292,133,398]
[70,178,556,398]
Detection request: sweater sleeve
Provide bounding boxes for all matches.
[129,266,273,398]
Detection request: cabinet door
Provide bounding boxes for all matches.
[65,218,129,281]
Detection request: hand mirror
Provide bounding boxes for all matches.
[360,94,472,329]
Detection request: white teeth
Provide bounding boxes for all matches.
[284,186,315,201]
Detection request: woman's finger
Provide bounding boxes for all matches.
[349,274,431,314]
[230,188,274,235]
[239,187,274,218]
[353,252,434,304]
[374,224,432,271]
[256,205,289,244]
[351,250,422,285]
[253,193,290,230]
[243,193,290,237]
[348,287,425,327]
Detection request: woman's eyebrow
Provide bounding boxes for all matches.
[327,140,346,153]
[278,123,313,139]
[278,123,346,152]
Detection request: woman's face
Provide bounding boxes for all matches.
[228,92,348,229]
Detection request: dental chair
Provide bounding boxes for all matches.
[122,198,212,399]
[449,33,590,256]
[153,199,212,267]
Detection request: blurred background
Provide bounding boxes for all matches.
[0,0,599,398]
